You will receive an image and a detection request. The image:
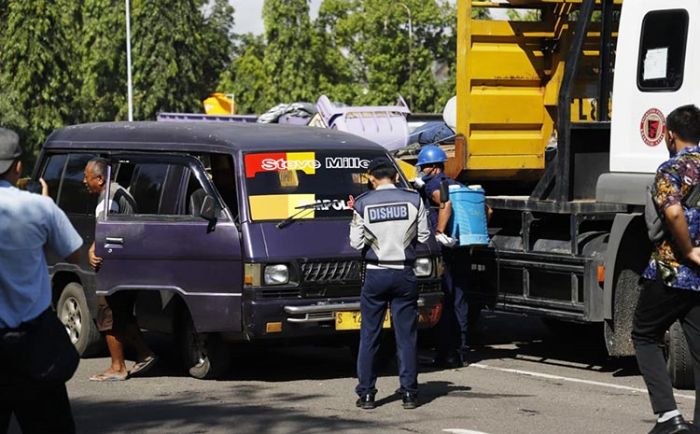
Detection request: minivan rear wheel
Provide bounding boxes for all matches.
[177,309,231,380]
[57,282,103,357]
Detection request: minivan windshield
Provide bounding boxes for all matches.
[244,150,404,221]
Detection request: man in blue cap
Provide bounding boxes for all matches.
[349,156,430,410]
[414,145,469,368]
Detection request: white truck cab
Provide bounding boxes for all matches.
[610,1,699,175]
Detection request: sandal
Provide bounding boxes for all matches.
[89,372,128,382]
[129,355,158,378]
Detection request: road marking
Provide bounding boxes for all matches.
[470,363,695,401]
[443,430,491,434]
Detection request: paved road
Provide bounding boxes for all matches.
[11,312,697,433]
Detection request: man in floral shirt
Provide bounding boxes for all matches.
[633,105,700,434]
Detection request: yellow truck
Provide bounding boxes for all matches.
[444,0,696,387]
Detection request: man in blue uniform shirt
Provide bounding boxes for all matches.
[349,157,430,410]
[0,128,83,433]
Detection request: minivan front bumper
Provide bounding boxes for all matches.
[241,290,443,340]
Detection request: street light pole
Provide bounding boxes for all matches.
[396,2,413,110]
[125,0,134,121]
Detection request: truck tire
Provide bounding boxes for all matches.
[56,282,103,357]
[177,310,231,380]
[666,321,694,390]
[604,269,642,357]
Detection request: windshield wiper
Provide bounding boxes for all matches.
[276,200,343,229]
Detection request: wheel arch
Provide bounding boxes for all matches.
[51,266,97,312]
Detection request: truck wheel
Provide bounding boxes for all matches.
[57,282,103,357]
[666,321,694,390]
[605,269,642,356]
[177,310,231,380]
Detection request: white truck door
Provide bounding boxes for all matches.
[610,1,699,174]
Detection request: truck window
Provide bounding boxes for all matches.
[59,153,98,215]
[243,150,396,221]
[40,154,67,202]
[637,9,688,92]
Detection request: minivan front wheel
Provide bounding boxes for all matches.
[177,310,231,380]
[56,282,103,357]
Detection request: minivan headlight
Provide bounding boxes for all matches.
[264,264,290,285]
[413,258,432,277]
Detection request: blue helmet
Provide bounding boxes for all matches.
[417,145,447,167]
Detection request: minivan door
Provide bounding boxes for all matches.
[94,153,243,333]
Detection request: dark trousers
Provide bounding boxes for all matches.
[437,249,470,356]
[0,382,75,434]
[632,277,700,420]
[356,267,418,396]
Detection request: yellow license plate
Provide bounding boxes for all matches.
[335,310,391,330]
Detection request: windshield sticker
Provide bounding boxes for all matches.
[246,152,318,178]
[245,152,370,178]
[248,194,316,220]
[324,157,370,169]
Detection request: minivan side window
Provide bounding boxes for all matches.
[40,154,67,202]
[59,153,98,215]
[107,160,194,217]
[637,9,688,92]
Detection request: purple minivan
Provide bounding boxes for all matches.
[36,122,443,379]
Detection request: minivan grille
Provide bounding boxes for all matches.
[301,260,362,283]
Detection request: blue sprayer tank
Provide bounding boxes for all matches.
[447,184,489,246]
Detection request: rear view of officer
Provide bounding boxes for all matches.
[349,157,430,410]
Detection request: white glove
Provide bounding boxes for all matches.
[436,233,458,248]
[412,177,425,188]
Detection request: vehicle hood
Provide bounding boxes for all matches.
[242,220,439,262]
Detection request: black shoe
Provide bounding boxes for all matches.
[401,392,418,410]
[649,415,691,434]
[355,393,376,410]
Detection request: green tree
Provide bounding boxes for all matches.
[130,0,209,119]
[313,0,363,104]
[80,0,127,122]
[507,9,540,21]
[316,0,455,112]
[218,34,269,114]
[200,0,236,96]
[0,0,82,157]
[262,0,317,103]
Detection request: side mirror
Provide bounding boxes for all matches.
[439,180,450,204]
[200,194,220,233]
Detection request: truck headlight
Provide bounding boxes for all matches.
[264,264,289,285]
[413,258,433,277]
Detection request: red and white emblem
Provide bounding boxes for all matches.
[640,108,666,147]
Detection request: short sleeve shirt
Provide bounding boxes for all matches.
[421,172,459,231]
[0,181,83,328]
[642,145,700,290]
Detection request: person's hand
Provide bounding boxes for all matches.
[436,232,457,248]
[347,195,355,209]
[88,243,103,271]
[39,178,49,197]
[412,177,425,188]
[686,247,700,267]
